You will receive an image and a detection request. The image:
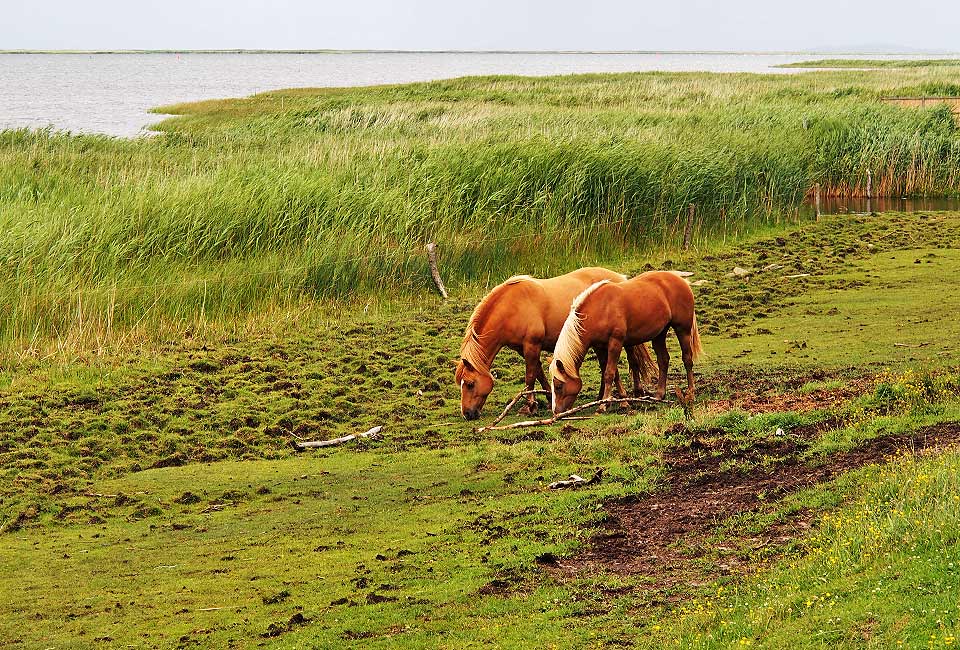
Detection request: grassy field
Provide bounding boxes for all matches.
[4,67,960,359]
[4,67,960,647]
[3,212,960,648]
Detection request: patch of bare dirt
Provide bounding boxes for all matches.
[561,422,960,587]
[702,369,873,414]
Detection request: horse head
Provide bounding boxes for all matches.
[549,358,582,415]
[455,358,494,420]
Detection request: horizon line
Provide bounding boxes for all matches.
[3,48,959,56]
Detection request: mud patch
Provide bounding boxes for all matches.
[564,422,960,586]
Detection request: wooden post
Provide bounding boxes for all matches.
[682,203,695,250]
[425,242,448,299]
[866,169,873,198]
[814,183,821,221]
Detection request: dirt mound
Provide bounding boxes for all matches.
[563,422,960,587]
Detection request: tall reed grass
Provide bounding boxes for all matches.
[3,69,960,356]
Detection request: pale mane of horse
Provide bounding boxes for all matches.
[459,275,535,371]
[551,280,611,379]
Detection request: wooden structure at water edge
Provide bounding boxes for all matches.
[882,96,960,115]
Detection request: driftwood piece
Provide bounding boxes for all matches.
[425,243,448,299]
[549,469,604,489]
[477,396,665,432]
[293,426,384,450]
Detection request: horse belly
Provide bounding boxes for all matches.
[624,293,672,344]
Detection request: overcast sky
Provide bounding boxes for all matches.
[4,0,958,53]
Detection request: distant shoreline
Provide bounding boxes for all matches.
[3,49,958,56]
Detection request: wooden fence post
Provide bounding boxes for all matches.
[866,169,873,198]
[815,183,821,221]
[683,204,695,250]
[425,242,448,299]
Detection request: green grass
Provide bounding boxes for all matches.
[5,67,960,358]
[782,58,960,69]
[3,212,960,647]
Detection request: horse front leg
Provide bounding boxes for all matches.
[535,363,551,409]
[518,341,544,415]
[594,345,608,402]
[596,338,624,413]
[593,346,625,401]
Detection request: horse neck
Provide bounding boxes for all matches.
[464,320,506,373]
[570,343,589,376]
[555,312,591,379]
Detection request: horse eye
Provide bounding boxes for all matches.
[466,382,475,390]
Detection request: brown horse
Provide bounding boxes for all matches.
[455,267,655,420]
[549,271,702,415]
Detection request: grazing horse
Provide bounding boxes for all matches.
[549,271,702,415]
[455,267,654,420]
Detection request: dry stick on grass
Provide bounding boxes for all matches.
[894,342,931,348]
[293,425,384,450]
[477,396,666,433]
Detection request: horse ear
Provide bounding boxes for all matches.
[554,359,566,376]
[460,358,475,372]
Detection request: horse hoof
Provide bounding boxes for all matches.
[518,403,537,415]
[597,404,609,414]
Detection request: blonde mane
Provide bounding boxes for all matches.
[459,275,535,372]
[550,280,610,380]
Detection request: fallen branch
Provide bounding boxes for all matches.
[549,469,604,489]
[477,395,666,432]
[486,388,550,429]
[894,342,930,348]
[293,426,384,450]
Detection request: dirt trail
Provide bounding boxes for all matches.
[560,422,960,586]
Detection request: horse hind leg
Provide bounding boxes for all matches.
[674,326,696,402]
[651,332,670,401]
[626,345,649,397]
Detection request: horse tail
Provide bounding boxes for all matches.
[636,343,656,383]
[689,312,704,362]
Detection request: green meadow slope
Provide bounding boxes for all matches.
[2,213,960,648]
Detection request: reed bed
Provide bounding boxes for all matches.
[3,68,960,356]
